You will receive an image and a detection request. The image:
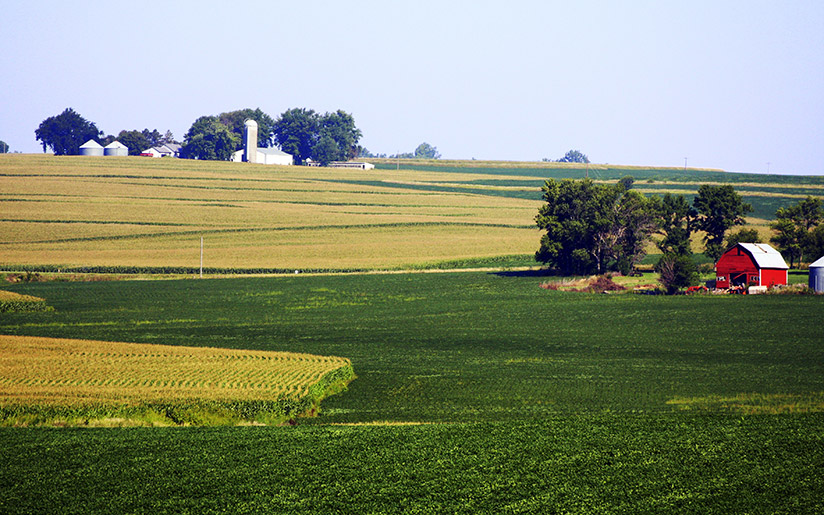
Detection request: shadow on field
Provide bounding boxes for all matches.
[491,269,557,278]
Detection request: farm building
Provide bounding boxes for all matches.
[329,161,375,170]
[104,141,128,156]
[230,147,293,165]
[141,143,181,158]
[715,243,788,289]
[809,256,824,293]
[79,139,104,156]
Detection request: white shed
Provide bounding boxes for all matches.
[231,147,293,166]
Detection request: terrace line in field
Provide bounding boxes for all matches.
[0,335,354,425]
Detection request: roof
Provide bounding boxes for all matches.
[737,243,789,270]
[258,147,291,157]
[105,141,127,149]
[79,139,103,148]
[810,256,824,268]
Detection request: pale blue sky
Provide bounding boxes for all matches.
[2,1,822,174]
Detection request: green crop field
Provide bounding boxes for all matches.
[2,155,824,512]
[1,273,823,512]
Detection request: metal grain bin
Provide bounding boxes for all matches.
[810,256,824,293]
[104,141,128,156]
[79,139,104,156]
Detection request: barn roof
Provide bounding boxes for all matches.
[738,243,789,270]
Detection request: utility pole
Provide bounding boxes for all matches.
[200,237,203,278]
[684,157,688,170]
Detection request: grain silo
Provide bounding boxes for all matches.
[79,139,104,156]
[244,119,258,164]
[809,256,824,293]
[104,141,129,156]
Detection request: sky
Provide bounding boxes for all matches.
[2,1,823,175]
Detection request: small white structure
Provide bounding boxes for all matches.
[810,256,824,293]
[140,143,181,158]
[329,161,375,170]
[79,139,104,156]
[104,141,128,156]
[231,147,293,166]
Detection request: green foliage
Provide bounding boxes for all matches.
[273,108,362,165]
[218,108,276,149]
[413,142,441,159]
[655,253,698,294]
[617,175,634,190]
[180,116,239,161]
[0,140,8,153]
[557,149,590,163]
[310,134,339,166]
[725,228,760,248]
[694,184,753,261]
[34,108,102,155]
[771,196,824,266]
[535,179,660,274]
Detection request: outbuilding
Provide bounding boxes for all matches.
[715,243,788,289]
[79,139,104,156]
[809,256,824,293]
[104,141,128,156]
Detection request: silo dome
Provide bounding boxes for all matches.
[104,141,129,156]
[79,139,104,156]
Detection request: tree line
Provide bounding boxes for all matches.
[536,178,824,291]
[33,107,365,165]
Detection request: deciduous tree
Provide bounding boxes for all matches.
[414,142,441,159]
[557,150,589,163]
[35,108,102,155]
[693,185,752,261]
[181,116,239,160]
[535,179,660,274]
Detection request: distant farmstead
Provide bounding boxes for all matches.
[141,143,181,158]
[715,243,789,288]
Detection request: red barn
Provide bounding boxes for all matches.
[715,243,788,289]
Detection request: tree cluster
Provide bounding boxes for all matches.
[535,180,754,293]
[35,108,102,155]
[35,107,179,156]
[272,108,361,166]
[535,178,659,275]
[770,196,824,267]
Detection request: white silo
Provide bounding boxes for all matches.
[104,141,129,156]
[79,139,104,156]
[809,256,824,293]
[244,119,258,163]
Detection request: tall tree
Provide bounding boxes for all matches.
[311,134,340,166]
[657,193,695,256]
[770,196,824,267]
[414,142,441,159]
[693,184,752,261]
[557,150,590,163]
[116,130,151,156]
[273,108,319,165]
[35,108,102,155]
[0,141,9,153]
[318,110,362,162]
[181,116,239,161]
[535,179,659,274]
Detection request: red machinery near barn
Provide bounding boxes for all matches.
[715,243,789,289]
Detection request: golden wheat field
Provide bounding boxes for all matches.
[0,154,541,270]
[0,334,352,406]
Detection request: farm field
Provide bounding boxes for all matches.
[1,273,823,512]
[3,154,823,272]
[0,334,353,426]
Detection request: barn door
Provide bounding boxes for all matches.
[730,272,748,286]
